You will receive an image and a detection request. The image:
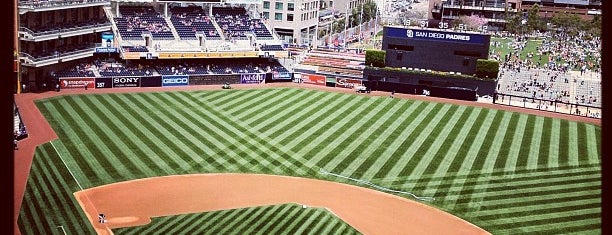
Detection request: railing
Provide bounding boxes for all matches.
[493,92,601,119]
[20,46,95,63]
[18,0,108,9]
[19,22,111,38]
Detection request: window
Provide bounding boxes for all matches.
[263,1,270,9]
[263,12,270,19]
[287,13,294,21]
[329,1,333,8]
[275,2,283,10]
[275,13,283,20]
[288,3,294,11]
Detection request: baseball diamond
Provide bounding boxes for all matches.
[15,83,600,234]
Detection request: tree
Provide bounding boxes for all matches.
[504,13,522,34]
[589,15,601,37]
[454,15,487,30]
[348,1,378,28]
[526,4,543,32]
[333,19,345,34]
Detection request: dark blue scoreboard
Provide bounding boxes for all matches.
[382,26,491,75]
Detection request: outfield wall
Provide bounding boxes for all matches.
[58,73,273,89]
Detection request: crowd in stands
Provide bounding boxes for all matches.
[122,45,149,52]
[52,58,289,78]
[170,6,221,40]
[259,44,284,51]
[97,60,156,77]
[111,5,274,41]
[491,31,600,74]
[52,62,95,78]
[115,6,173,40]
[153,58,288,75]
[492,30,601,114]
[212,7,274,40]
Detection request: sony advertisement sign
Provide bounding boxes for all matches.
[162,75,189,87]
[112,77,140,88]
[386,27,487,45]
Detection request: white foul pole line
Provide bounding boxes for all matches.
[51,142,84,191]
[320,168,435,201]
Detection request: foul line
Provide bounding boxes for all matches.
[51,142,84,191]
[319,168,435,201]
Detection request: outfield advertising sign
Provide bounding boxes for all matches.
[95,77,113,89]
[189,74,241,85]
[240,74,265,84]
[59,78,95,89]
[141,76,162,87]
[272,71,292,80]
[113,77,140,88]
[162,75,189,87]
[336,78,363,89]
[301,73,326,86]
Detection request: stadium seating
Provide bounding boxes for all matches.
[53,63,95,78]
[13,104,28,140]
[152,58,288,75]
[212,7,274,40]
[260,44,285,51]
[115,6,174,40]
[97,61,156,77]
[170,6,222,40]
[122,45,149,52]
[497,68,601,107]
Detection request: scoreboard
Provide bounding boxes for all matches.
[381,25,491,75]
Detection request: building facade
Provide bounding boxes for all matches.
[261,0,369,45]
[17,0,111,92]
[428,0,600,30]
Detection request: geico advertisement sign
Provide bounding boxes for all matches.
[60,78,95,89]
[112,77,140,87]
[162,76,189,86]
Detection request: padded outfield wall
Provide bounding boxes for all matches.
[362,67,496,98]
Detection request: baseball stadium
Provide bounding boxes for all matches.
[13,0,601,234]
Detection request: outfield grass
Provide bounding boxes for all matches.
[19,88,601,234]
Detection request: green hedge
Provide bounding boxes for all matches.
[476,59,500,79]
[367,66,496,81]
[365,50,386,68]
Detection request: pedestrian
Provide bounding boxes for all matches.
[14,137,18,150]
[84,82,88,90]
[390,90,395,98]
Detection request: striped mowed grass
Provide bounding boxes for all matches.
[19,87,600,234]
